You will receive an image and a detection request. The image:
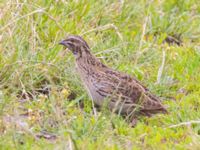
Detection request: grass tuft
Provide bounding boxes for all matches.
[0,0,200,149]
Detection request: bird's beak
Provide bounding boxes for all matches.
[59,40,66,46]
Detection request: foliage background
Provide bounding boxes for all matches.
[0,0,200,149]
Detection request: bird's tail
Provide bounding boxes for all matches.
[141,106,168,117]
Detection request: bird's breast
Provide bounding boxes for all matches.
[76,65,105,106]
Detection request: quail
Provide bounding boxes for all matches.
[59,35,167,125]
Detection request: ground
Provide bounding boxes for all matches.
[0,0,200,149]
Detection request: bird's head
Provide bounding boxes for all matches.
[59,35,90,58]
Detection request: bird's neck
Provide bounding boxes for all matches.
[76,51,107,72]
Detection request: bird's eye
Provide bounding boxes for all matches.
[67,42,73,47]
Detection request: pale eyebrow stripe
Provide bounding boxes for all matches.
[67,36,89,48]
[68,36,83,43]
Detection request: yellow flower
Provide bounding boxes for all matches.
[61,88,70,98]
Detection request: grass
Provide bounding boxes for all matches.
[0,0,200,149]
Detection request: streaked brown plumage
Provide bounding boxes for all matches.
[59,35,167,124]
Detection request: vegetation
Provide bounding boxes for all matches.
[0,0,200,149]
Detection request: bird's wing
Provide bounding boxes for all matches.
[129,76,167,113]
[132,77,162,102]
[100,69,167,114]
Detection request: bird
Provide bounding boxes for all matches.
[59,35,167,125]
